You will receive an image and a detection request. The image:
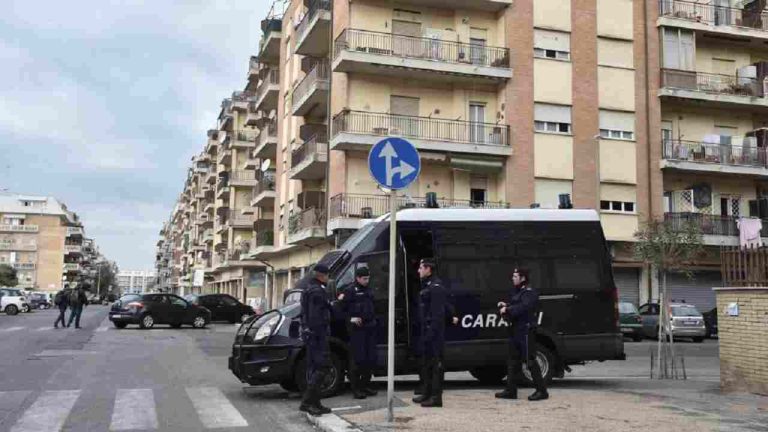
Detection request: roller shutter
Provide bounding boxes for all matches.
[613,267,640,306]
[665,271,721,311]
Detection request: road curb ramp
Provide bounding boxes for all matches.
[305,412,362,432]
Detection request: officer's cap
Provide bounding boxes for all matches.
[313,263,330,274]
[419,258,436,270]
[355,267,370,277]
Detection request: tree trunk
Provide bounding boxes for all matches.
[656,269,664,378]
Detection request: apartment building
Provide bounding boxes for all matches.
[0,194,88,292]
[117,270,157,294]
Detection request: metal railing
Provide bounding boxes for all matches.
[665,212,768,237]
[663,139,768,167]
[252,229,275,247]
[332,110,510,146]
[236,130,258,143]
[0,242,36,251]
[292,61,329,109]
[288,207,326,235]
[659,0,768,31]
[334,28,511,69]
[296,0,331,43]
[291,133,328,168]
[330,193,510,219]
[232,90,253,103]
[231,170,257,181]
[661,69,763,97]
[65,245,82,253]
[62,263,80,271]
[254,172,277,196]
[67,227,84,236]
[12,263,36,270]
[0,224,39,233]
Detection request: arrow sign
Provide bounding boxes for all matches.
[368,138,421,190]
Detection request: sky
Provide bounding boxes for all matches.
[0,0,272,270]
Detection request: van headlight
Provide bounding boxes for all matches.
[254,315,283,341]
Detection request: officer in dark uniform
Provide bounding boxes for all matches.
[299,264,333,416]
[336,267,378,399]
[496,268,549,401]
[412,258,449,408]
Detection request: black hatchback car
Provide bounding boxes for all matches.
[185,294,256,323]
[109,293,211,329]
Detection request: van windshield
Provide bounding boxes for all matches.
[339,221,377,252]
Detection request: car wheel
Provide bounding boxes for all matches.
[113,322,127,329]
[192,315,207,329]
[21,304,30,313]
[39,304,46,310]
[295,350,344,398]
[521,345,556,385]
[139,314,155,329]
[692,337,704,343]
[470,366,507,385]
[5,305,19,316]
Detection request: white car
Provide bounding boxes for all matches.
[0,288,30,315]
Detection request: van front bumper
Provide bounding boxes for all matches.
[229,343,300,386]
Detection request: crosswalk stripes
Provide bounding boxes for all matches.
[0,326,24,333]
[110,389,158,431]
[186,387,249,428]
[10,390,80,432]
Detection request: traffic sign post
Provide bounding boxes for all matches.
[367,138,420,423]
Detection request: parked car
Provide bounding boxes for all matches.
[108,293,211,329]
[703,307,718,338]
[618,301,643,342]
[28,292,51,310]
[185,294,256,324]
[638,302,706,342]
[0,288,30,316]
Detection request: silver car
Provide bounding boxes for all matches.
[638,302,706,343]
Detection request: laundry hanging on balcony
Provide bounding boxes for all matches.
[737,217,763,248]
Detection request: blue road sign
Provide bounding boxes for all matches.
[368,137,421,190]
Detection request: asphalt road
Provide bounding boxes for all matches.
[0,306,313,432]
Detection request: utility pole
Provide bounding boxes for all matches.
[96,263,102,299]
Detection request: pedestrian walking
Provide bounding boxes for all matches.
[53,285,70,329]
[495,268,549,401]
[412,258,450,408]
[336,267,377,399]
[66,285,88,329]
[298,264,333,416]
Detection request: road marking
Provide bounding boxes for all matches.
[186,387,248,428]
[96,326,109,332]
[110,389,158,431]
[36,327,49,331]
[331,406,362,412]
[10,390,80,432]
[0,327,25,333]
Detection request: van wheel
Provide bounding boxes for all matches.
[522,345,556,385]
[470,367,506,385]
[294,351,344,398]
[5,305,18,316]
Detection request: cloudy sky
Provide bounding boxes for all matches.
[0,0,271,270]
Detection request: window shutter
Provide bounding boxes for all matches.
[534,103,572,124]
[534,29,570,52]
[599,110,635,132]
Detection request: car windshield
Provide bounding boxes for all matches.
[619,303,638,314]
[671,305,700,317]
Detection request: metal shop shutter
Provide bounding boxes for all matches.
[613,267,640,306]
[665,271,722,312]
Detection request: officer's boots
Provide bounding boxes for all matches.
[361,371,378,396]
[495,388,518,399]
[528,390,549,401]
[420,394,442,408]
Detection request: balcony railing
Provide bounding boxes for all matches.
[254,172,277,195]
[292,133,328,167]
[65,245,83,254]
[231,170,257,182]
[292,61,329,109]
[663,139,768,168]
[12,263,36,270]
[0,224,38,233]
[661,69,764,97]
[665,212,768,237]
[256,69,280,100]
[252,229,275,248]
[67,227,84,236]
[330,193,509,219]
[334,28,511,69]
[289,207,326,235]
[0,242,36,251]
[296,0,331,43]
[332,110,510,146]
[63,263,80,272]
[659,0,768,31]
[258,120,278,145]
[236,130,258,143]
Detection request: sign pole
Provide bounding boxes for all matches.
[386,188,396,423]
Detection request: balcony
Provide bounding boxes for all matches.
[12,263,36,270]
[64,245,83,255]
[230,90,252,112]
[253,68,280,113]
[289,134,328,180]
[233,130,258,149]
[216,184,230,200]
[249,222,275,258]
[665,212,768,245]
[251,171,277,208]
[658,0,768,40]
[288,207,327,245]
[203,229,214,244]
[328,193,509,231]
[258,18,282,64]
[0,224,38,233]
[660,69,768,109]
[248,56,259,83]
[331,110,512,156]
[292,61,329,117]
[227,212,253,229]
[661,139,768,176]
[63,263,80,272]
[0,242,36,251]
[217,149,232,165]
[67,227,84,237]
[230,170,258,187]
[295,0,331,57]
[377,0,511,11]
[253,120,278,159]
[333,29,512,84]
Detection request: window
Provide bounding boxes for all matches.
[534,103,572,135]
[599,110,635,141]
[599,200,636,213]
[534,29,570,61]
[662,28,694,71]
[552,257,601,292]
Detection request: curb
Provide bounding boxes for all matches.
[305,412,363,432]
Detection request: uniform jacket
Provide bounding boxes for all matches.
[502,284,540,338]
[418,275,448,355]
[337,282,377,329]
[299,277,332,333]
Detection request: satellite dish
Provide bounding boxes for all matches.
[261,159,271,172]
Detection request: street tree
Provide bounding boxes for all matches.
[0,264,18,287]
[634,219,704,379]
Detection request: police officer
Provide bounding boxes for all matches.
[412,258,450,408]
[337,267,378,399]
[496,268,549,401]
[299,264,333,416]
